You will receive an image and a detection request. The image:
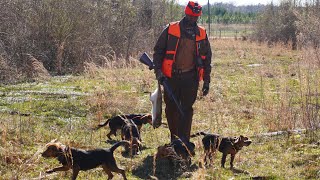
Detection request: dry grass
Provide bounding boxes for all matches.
[0,39,319,179]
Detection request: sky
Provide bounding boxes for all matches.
[178,0,279,6]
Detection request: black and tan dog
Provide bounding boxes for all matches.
[42,139,129,180]
[219,135,252,169]
[95,114,152,140]
[191,132,220,167]
[121,119,142,155]
[191,132,252,169]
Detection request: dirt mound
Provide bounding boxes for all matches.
[24,54,51,80]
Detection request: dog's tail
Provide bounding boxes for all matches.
[190,131,207,138]
[110,140,130,153]
[93,118,111,130]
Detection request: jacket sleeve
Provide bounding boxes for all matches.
[153,25,169,70]
[202,34,212,83]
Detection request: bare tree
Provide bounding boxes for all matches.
[0,0,183,83]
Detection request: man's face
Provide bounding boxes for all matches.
[186,15,199,24]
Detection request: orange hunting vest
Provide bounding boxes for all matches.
[161,21,207,81]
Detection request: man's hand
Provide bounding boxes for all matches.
[155,69,165,84]
[202,82,210,96]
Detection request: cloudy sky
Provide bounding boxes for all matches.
[178,0,279,6]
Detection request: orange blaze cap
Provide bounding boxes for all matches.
[185,1,202,17]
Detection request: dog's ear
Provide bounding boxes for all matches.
[239,135,249,141]
[57,143,67,152]
[141,114,152,122]
[140,114,148,119]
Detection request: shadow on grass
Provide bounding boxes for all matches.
[231,167,250,174]
[231,168,277,180]
[132,155,198,180]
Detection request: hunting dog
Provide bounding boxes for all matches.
[191,132,220,167]
[121,119,142,155]
[156,138,195,167]
[42,139,129,180]
[171,138,195,161]
[219,135,252,169]
[191,132,252,169]
[95,114,152,140]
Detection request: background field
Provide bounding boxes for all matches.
[200,23,254,38]
[0,39,319,179]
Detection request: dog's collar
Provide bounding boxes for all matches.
[229,138,242,151]
[57,145,73,167]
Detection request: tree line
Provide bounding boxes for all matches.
[0,0,183,83]
[1,0,320,83]
[201,3,265,24]
[253,0,320,50]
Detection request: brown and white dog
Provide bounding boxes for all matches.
[41,139,129,180]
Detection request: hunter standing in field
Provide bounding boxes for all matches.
[153,1,212,154]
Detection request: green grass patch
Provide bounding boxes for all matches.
[1,40,320,179]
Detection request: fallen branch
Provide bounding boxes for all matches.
[255,129,307,137]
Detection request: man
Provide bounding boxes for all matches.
[153,1,212,153]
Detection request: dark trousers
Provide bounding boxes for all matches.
[164,69,199,143]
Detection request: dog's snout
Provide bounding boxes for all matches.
[245,140,252,146]
[41,151,49,158]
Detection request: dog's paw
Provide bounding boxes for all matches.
[46,170,54,174]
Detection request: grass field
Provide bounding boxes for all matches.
[0,39,319,179]
[199,23,254,38]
